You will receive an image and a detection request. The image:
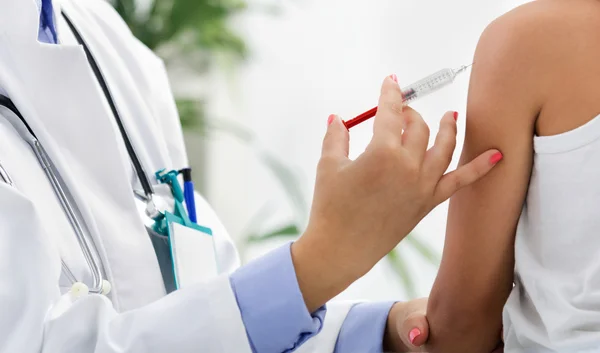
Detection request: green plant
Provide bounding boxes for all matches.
[112,0,441,299]
[111,0,249,129]
[112,0,247,62]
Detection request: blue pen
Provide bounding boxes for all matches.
[180,168,197,223]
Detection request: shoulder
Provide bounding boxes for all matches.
[476,2,563,69]
[469,0,600,115]
[477,0,594,65]
[466,1,581,120]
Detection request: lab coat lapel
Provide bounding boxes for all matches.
[0,0,167,311]
[60,0,173,175]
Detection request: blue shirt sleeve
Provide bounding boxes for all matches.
[229,242,327,353]
[333,301,395,353]
[230,242,395,353]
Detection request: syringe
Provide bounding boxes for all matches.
[343,64,473,129]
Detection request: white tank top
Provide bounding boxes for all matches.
[503,113,600,352]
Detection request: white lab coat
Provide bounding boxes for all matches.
[0,0,355,351]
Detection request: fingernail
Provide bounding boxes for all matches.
[490,152,503,164]
[327,114,336,126]
[389,74,398,83]
[453,111,459,121]
[409,328,421,345]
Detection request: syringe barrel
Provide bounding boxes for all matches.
[401,68,456,104]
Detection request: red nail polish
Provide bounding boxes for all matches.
[453,111,459,121]
[490,152,503,164]
[390,74,398,83]
[409,328,421,345]
[327,114,336,126]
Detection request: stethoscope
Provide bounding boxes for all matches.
[0,11,163,298]
[0,162,13,186]
[0,96,108,297]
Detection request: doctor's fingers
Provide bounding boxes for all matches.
[396,298,430,351]
[372,76,429,162]
[433,149,503,205]
[320,114,350,169]
[423,111,458,179]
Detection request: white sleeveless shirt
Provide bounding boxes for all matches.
[503,114,600,352]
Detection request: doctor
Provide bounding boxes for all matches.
[0,0,503,352]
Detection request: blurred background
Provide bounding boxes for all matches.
[111,0,530,301]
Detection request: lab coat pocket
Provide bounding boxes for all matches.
[146,221,218,294]
[146,226,177,293]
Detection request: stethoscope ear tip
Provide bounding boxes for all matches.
[101,280,112,296]
[70,282,89,299]
[69,280,111,298]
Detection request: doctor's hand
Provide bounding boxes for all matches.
[292,75,503,313]
[383,298,505,353]
[384,298,430,352]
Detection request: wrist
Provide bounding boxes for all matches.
[383,303,407,352]
[291,231,362,312]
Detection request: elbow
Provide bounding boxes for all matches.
[426,302,476,353]
[426,295,501,353]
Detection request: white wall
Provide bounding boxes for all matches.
[200,0,530,301]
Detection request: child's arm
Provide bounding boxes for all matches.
[425,6,552,353]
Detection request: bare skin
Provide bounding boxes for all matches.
[424,1,600,352]
[291,75,503,352]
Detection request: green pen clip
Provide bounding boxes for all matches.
[152,169,212,236]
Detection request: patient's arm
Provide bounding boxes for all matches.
[425,6,551,353]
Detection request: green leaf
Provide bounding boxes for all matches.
[175,99,205,130]
[113,0,249,58]
[112,0,137,25]
[194,21,247,58]
[247,223,301,243]
[387,247,417,299]
[404,234,440,266]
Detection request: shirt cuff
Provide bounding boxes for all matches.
[230,242,326,353]
[334,301,396,353]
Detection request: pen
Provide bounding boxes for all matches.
[180,168,197,223]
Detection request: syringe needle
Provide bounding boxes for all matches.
[454,63,474,74]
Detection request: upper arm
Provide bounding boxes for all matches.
[426,6,552,353]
